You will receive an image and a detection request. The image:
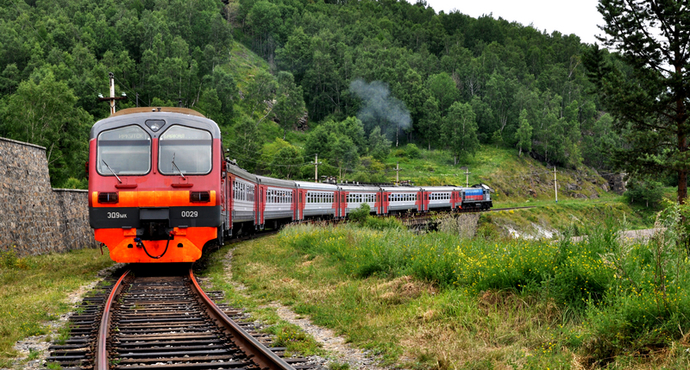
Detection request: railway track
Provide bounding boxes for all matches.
[47,266,314,370]
[45,206,523,369]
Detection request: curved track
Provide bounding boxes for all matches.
[49,267,312,370]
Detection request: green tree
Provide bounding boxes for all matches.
[243,70,277,118]
[304,118,362,176]
[442,102,480,164]
[368,126,391,161]
[225,116,263,173]
[274,71,305,139]
[1,68,92,186]
[417,96,441,150]
[262,139,303,179]
[587,0,690,203]
[516,109,532,156]
[425,72,458,113]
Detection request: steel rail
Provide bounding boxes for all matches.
[96,269,130,370]
[188,268,296,370]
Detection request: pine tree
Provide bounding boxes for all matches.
[587,0,690,203]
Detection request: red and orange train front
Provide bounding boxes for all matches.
[88,108,223,263]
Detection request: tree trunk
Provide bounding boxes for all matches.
[679,102,688,204]
[679,169,687,204]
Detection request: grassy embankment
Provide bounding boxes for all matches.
[0,248,114,367]
[202,213,690,369]
[390,144,659,234]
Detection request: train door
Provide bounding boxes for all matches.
[375,191,381,214]
[382,191,389,214]
[339,191,347,218]
[226,173,233,235]
[416,190,423,213]
[292,188,298,221]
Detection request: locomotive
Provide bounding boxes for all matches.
[88,108,492,263]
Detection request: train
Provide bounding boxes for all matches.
[88,107,493,263]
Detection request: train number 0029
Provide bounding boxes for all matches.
[181,211,198,218]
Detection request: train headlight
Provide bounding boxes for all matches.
[145,119,165,132]
[97,192,119,204]
[190,191,210,203]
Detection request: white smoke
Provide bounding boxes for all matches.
[349,79,412,141]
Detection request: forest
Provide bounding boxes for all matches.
[0,0,625,188]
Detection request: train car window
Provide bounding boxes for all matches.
[158,125,212,175]
[97,125,151,176]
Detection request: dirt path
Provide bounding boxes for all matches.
[223,249,393,370]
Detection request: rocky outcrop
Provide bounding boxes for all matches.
[601,173,627,195]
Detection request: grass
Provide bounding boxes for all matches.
[219,218,690,369]
[0,247,113,366]
[195,249,325,358]
[387,145,609,203]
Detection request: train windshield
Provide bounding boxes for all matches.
[158,125,212,175]
[97,125,151,176]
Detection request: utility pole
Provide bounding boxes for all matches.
[460,166,471,187]
[394,162,401,184]
[554,166,558,203]
[311,154,322,183]
[98,72,126,115]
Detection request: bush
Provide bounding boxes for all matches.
[361,215,403,230]
[347,203,370,223]
[405,143,421,159]
[623,177,664,208]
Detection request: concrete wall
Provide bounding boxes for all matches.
[0,137,96,257]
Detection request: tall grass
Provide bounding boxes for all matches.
[278,213,690,364]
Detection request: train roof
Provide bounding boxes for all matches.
[256,175,296,188]
[294,181,338,191]
[338,184,381,192]
[226,162,258,183]
[380,186,422,192]
[422,186,461,191]
[90,108,221,140]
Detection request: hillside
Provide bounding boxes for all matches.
[0,0,629,190]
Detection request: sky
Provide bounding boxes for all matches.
[423,0,605,45]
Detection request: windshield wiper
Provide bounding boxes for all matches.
[101,160,122,183]
[171,153,185,179]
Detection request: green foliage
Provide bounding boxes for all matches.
[515,109,532,156]
[585,2,690,202]
[305,117,364,174]
[360,216,403,231]
[0,0,234,185]
[225,116,263,173]
[267,323,320,355]
[277,211,690,364]
[347,203,370,224]
[442,102,479,160]
[261,139,303,179]
[274,71,305,139]
[623,177,665,209]
[61,177,87,190]
[1,248,20,269]
[404,143,421,159]
[367,126,390,161]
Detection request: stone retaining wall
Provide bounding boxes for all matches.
[0,137,96,257]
